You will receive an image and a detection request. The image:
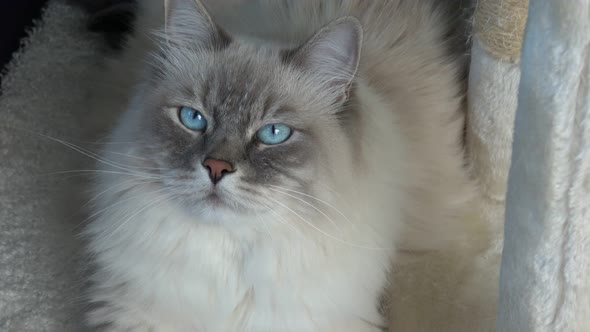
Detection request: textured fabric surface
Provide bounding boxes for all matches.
[464,37,521,330]
[498,0,590,330]
[467,1,530,330]
[0,2,109,331]
[0,0,48,72]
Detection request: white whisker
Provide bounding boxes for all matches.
[80,183,178,227]
[82,178,150,208]
[101,151,155,163]
[57,139,161,174]
[269,185,356,229]
[100,189,182,241]
[266,196,392,251]
[257,213,273,241]
[19,129,162,176]
[39,169,162,180]
[268,187,343,234]
[260,202,300,235]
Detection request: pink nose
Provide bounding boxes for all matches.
[203,158,234,184]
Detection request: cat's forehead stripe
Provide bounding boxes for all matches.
[207,65,273,117]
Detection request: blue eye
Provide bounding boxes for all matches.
[179,107,207,131]
[257,123,292,145]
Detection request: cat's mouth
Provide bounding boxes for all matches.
[203,190,235,210]
[192,183,258,214]
[200,188,256,215]
[204,191,224,205]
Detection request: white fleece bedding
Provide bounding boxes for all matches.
[0,2,111,331]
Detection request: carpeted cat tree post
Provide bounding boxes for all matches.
[469,0,590,330]
[466,0,527,328]
[498,0,590,330]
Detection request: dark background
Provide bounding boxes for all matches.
[0,1,49,74]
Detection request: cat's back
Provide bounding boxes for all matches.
[131,0,466,95]
[204,0,466,100]
[207,0,452,47]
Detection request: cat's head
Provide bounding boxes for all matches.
[111,0,363,223]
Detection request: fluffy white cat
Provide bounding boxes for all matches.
[85,0,494,331]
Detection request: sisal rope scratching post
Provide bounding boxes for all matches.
[465,0,528,330]
[468,0,529,200]
[473,0,528,63]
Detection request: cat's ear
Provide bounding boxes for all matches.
[286,17,363,102]
[164,0,230,48]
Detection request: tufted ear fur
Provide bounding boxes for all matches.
[164,0,230,48]
[286,17,363,103]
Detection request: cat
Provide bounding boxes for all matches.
[84,0,493,331]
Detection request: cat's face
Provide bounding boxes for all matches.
[114,0,362,222]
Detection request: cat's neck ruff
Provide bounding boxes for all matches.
[88,174,393,331]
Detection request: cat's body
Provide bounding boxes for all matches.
[86,0,492,331]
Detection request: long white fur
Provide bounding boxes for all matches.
[86,0,493,331]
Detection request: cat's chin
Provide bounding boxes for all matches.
[203,191,229,208]
[177,191,266,225]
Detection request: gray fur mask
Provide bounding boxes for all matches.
[118,0,362,221]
